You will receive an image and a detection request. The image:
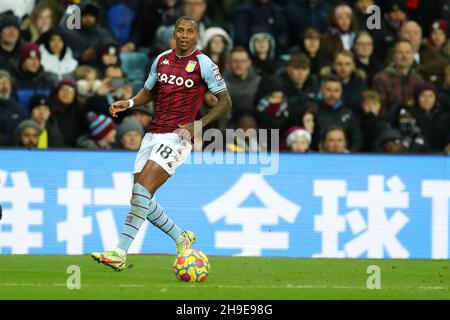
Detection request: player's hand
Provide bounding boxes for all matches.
[176,123,195,141]
[109,100,130,118]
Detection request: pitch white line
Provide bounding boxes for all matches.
[0,283,448,291]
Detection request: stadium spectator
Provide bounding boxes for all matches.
[201,27,232,72]
[51,78,87,147]
[0,12,24,72]
[284,126,311,153]
[233,0,289,51]
[354,0,400,61]
[439,64,450,112]
[321,50,368,115]
[128,104,154,131]
[428,19,450,60]
[61,1,117,64]
[352,31,384,86]
[285,0,333,45]
[38,28,78,81]
[182,0,214,39]
[359,90,390,152]
[154,24,176,54]
[98,0,141,52]
[20,3,56,43]
[117,116,144,150]
[322,4,359,61]
[140,0,181,47]
[296,27,330,76]
[75,65,102,105]
[248,32,285,76]
[15,119,41,149]
[389,104,429,153]
[226,112,266,152]
[95,43,121,76]
[373,40,423,111]
[314,75,362,151]
[28,94,65,148]
[319,125,349,154]
[12,43,58,109]
[223,47,261,117]
[280,53,318,113]
[411,82,449,151]
[84,65,133,123]
[77,112,117,149]
[398,21,448,83]
[255,75,289,133]
[0,69,27,146]
[375,128,406,154]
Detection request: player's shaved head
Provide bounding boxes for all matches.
[175,16,199,32]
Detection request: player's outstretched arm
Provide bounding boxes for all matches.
[109,88,154,118]
[199,90,232,128]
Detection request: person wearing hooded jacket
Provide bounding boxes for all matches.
[38,28,78,81]
[248,32,286,76]
[201,27,233,72]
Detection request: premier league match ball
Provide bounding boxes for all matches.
[173,249,210,282]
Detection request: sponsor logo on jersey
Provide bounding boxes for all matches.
[157,73,194,88]
[186,61,197,73]
[160,59,170,65]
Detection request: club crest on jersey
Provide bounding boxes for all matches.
[185,61,197,73]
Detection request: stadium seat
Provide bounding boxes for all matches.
[120,52,149,94]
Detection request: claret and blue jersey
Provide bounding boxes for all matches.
[144,49,227,134]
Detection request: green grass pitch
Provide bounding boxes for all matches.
[0,255,449,300]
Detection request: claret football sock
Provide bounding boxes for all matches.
[146,199,182,242]
[117,183,152,253]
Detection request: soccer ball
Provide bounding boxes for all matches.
[173,249,210,282]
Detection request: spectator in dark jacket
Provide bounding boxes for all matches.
[411,82,449,151]
[319,125,350,154]
[234,0,289,52]
[359,90,390,152]
[254,75,290,134]
[285,0,332,46]
[0,12,24,73]
[279,53,318,115]
[0,69,27,146]
[77,112,117,149]
[352,31,384,87]
[427,19,450,61]
[296,27,330,77]
[314,75,362,151]
[51,78,88,147]
[248,32,285,76]
[61,1,117,64]
[28,94,65,148]
[320,50,368,115]
[12,43,58,111]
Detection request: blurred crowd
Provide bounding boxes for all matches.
[0,0,449,155]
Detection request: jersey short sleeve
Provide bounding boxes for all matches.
[144,50,172,91]
[197,54,227,95]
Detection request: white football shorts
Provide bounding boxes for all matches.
[133,132,192,176]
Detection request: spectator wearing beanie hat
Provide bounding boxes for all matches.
[77,112,117,149]
[117,116,144,151]
[284,126,312,154]
[411,82,449,151]
[15,119,41,149]
[428,19,450,60]
[28,94,65,149]
[52,77,87,147]
[0,12,24,72]
[13,42,58,108]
